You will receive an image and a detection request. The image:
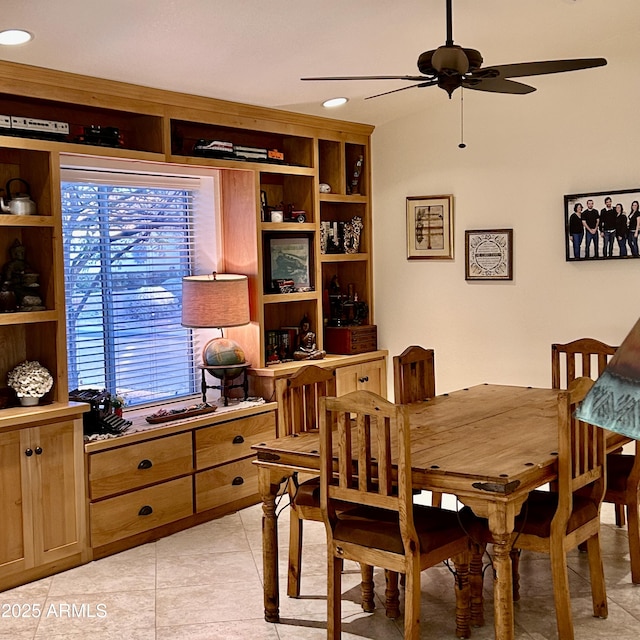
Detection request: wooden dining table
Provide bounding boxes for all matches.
[252,383,628,640]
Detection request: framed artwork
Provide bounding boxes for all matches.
[264,234,314,292]
[465,229,513,281]
[564,188,640,261]
[406,195,454,260]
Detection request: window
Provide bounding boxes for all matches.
[61,167,215,407]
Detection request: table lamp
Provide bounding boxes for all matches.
[575,316,640,439]
[181,272,250,403]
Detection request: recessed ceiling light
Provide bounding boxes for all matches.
[322,97,348,108]
[0,29,33,46]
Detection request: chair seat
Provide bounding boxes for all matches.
[460,490,599,541]
[334,504,467,555]
[514,490,599,538]
[606,453,635,494]
[292,477,321,508]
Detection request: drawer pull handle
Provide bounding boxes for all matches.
[35,446,43,455]
[25,448,33,457]
[232,476,244,486]
[232,435,244,444]
[138,505,153,516]
[138,459,153,469]
[359,376,369,383]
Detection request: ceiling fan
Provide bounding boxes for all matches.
[302,0,607,99]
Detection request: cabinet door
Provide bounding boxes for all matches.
[335,358,387,397]
[29,419,86,566]
[0,430,30,576]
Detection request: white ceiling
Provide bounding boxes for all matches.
[1,0,638,127]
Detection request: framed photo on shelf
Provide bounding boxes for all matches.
[406,195,454,260]
[564,188,640,261]
[465,229,513,281]
[264,233,314,292]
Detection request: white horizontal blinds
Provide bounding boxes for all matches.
[61,170,198,406]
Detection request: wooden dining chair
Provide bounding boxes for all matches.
[551,338,617,390]
[275,365,338,599]
[393,346,443,508]
[469,376,608,640]
[551,338,638,539]
[319,390,472,640]
[604,440,640,583]
[393,345,436,404]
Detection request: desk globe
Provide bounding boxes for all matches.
[202,338,245,379]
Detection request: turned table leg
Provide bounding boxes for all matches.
[258,467,284,623]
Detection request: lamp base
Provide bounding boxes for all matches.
[199,363,250,406]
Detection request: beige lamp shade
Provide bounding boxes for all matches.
[575,316,640,439]
[181,273,250,329]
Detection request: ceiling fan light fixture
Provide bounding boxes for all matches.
[0,29,33,46]
[322,97,348,108]
[431,46,469,75]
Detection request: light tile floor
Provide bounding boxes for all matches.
[1,495,639,639]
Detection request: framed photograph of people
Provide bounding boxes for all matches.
[465,229,513,281]
[564,188,640,261]
[406,194,454,260]
[264,233,314,293]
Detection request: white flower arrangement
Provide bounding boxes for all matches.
[7,360,54,398]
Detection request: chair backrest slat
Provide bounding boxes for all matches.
[393,345,436,403]
[551,338,617,390]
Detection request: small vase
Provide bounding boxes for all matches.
[19,396,40,407]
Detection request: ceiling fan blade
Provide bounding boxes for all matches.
[463,77,536,95]
[301,75,430,82]
[365,80,439,100]
[482,58,607,80]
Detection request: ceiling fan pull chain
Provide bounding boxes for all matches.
[459,87,464,146]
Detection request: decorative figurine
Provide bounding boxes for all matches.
[293,315,326,361]
[344,216,363,254]
[1,239,45,311]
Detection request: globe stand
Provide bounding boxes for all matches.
[199,363,250,406]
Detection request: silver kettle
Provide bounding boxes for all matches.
[1,178,37,215]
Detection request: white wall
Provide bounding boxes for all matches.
[372,58,640,396]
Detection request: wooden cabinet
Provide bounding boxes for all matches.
[0,60,376,378]
[88,432,193,500]
[334,358,387,396]
[194,411,274,512]
[90,477,193,548]
[0,60,379,571]
[85,403,277,558]
[0,413,88,591]
[249,351,388,432]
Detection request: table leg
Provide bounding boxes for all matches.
[490,533,515,640]
[258,467,284,623]
[463,496,524,640]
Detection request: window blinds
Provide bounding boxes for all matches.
[61,171,198,406]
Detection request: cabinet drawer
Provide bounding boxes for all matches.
[89,432,192,499]
[195,457,258,512]
[90,476,193,547]
[195,412,275,470]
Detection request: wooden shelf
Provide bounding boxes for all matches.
[320,193,368,204]
[0,214,54,227]
[0,310,58,326]
[320,253,369,263]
